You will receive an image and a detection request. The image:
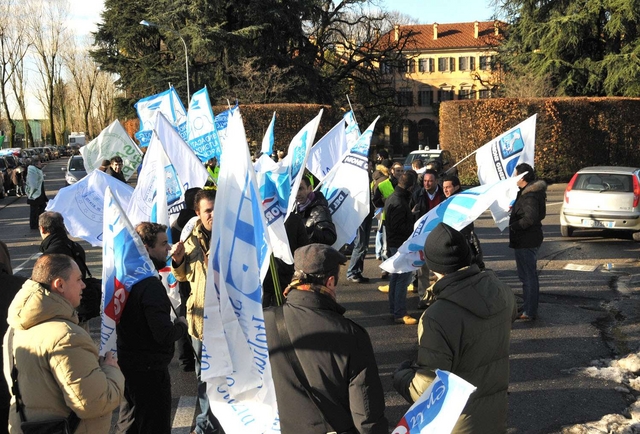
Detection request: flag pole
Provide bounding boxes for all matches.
[444,148,479,175]
[346,95,359,125]
[269,254,284,306]
[169,302,201,363]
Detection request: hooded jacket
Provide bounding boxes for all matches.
[264,289,388,434]
[172,220,209,340]
[509,180,547,249]
[3,280,124,434]
[25,165,46,203]
[393,265,517,434]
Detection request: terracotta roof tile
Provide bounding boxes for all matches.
[382,21,504,52]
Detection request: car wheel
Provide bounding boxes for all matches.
[633,232,640,242]
[560,225,573,237]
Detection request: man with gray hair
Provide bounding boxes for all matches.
[3,254,124,433]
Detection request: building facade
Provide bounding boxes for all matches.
[381,21,501,153]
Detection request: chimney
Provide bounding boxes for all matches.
[494,20,499,36]
[433,23,438,40]
[474,21,479,39]
[394,25,399,42]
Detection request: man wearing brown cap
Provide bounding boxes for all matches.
[393,222,517,433]
[264,243,388,434]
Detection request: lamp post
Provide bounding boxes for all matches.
[140,19,190,102]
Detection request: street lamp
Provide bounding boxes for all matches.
[140,19,190,102]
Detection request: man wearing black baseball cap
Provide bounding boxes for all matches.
[393,223,517,433]
[264,244,388,434]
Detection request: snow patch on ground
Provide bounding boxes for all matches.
[563,353,640,433]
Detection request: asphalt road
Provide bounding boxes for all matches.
[2,158,640,433]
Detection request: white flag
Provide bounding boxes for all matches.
[475,114,537,229]
[261,112,276,156]
[153,112,210,217]
[187,86,221,162]
[319,117,378,249]
[203,110,279,433]
[381,175,524,274]
[344,110,361,148]
[306,118,347,181]
[99,187,157,355]
[135,86,187,147]
[79,120,143,181]
[46,170,134,247]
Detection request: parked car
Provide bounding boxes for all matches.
[402,148,457,177]
[560,166,640,241]
[64,155,87,185]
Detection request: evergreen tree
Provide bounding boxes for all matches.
[495,0,640,97]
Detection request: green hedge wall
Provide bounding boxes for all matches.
[439,97,640,184]
[122,103,339,156]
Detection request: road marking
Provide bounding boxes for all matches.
[548,201,563,206]
[172,395,197,433]
[13,252,42,274]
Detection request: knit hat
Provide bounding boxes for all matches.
[294,244,347,275]
[424,223,472,275]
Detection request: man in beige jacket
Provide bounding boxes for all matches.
[3,254,124,434]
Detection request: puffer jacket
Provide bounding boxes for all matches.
[172,220,209,340]
[3,280,124,434]
[295,191,337,245]
[393,265,517,434]
[509,180,547,249]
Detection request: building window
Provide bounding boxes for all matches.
[381,61,392,74]
[406,59,415,73]
[479,56,492,70]
[418,58,435,73]
[458,56,476,71]
[418,89,433,106]
[479,89,492,99]
[438,89,454,101]
[458,88,473,99]
[397,89,413,106]
[438,57,456,72]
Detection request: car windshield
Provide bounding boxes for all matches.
[573,173,632,192]
[69,158,85,171]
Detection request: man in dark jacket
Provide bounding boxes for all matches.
[264,244,388,434]
[384,171,418,325]
[294,176,337,245]
[38,211,87,277]
[116,222,188,434]
[509,163,547,320]
[393,222,517,433]
[106,156,126,183]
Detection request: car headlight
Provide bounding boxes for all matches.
[65,173,78,184]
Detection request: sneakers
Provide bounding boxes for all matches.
[407,284,416,293]
[347,274,370,283]
[394,315,418,325]
[516,313,535,321]
[378,285,389,293]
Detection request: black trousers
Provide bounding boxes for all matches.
[176,281,195,368]
[29,201,46,229]
[120,367,172,434]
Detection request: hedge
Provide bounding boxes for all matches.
[439,97,640,184]
[121,103,339,156]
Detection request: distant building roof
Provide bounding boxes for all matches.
[381,21,504,52]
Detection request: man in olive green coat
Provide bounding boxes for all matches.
[393,222,517,434]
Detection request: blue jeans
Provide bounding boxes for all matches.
[388,247,412,318]
[347,216,372,278]
[514,247,539,317]
[193,338,219,434]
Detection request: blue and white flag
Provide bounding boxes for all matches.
[46,170,134,247]
[80,120,143,181]
[476,114,536,229]
[283,110,323,219]
[127,130,186,227]
[203,110,279,433]
[152,112,210,218]
[134,86,187,147]
[187,86,222,163]
[261,112,276,156]
[99,187,157,356]
[381,175,524,274]
[306,118,347,181]
[393,370,476,434]
[319,116,378,249]
[214,103,239,156]
[254,154,294,264]
[344,110,361,148]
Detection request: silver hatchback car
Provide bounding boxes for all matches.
[560,166,640,240]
